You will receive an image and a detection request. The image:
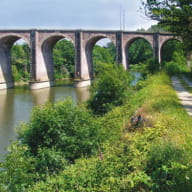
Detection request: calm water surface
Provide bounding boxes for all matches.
[0,80,89,157]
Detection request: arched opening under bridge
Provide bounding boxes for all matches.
[11,39,30,83]
[0,35,30,88]
[41,35,75,84]
[161,39,183,63]
[85,37,116,78]
[52,38,75,80]
[126,37,153,70]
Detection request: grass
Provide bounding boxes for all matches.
[26,72,192,192]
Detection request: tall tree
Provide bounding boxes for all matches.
[142,0,192,63]
[128,39,153,65]
[11,43,30,81]
[53,39,75,78]
[92,43,115,75]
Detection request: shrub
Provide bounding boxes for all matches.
[87,64,134,115]
[19,98,101,163]
[0,142,36,192]
[12,65,22,82]
[164,51,189,75]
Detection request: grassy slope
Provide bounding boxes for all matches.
[28,72,192,192]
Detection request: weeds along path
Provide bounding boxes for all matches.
[172,76,192,116]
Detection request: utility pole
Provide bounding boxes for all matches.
[120,6,122,30]
[120,6,125,31]
[123,9,125,30]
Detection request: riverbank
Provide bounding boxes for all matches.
[14,77,73,87]
[3,72,191,192]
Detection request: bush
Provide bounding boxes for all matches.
[130,58,159,79]
[164,51,189,75]
[12,65,22,81]
[87,64,134,115]
[0,142,36,192]
[19,98,101,163]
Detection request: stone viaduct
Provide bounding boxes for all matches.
[0,29,178,89]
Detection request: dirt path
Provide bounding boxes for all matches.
[172,76,192,116]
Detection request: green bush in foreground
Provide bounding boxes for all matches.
[19,99,101,163]
[27,73,192,192]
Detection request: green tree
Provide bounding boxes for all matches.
[147,24,168,32]
[11,43,30,81]
[105,42,116,62]
[161,40,183,62]
[87,64,133,115]
[142,0,192,63]
[53,39,75,79]
[128,39,153,65]
[164,50,188,75]
[92,43,115,75]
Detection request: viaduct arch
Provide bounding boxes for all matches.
[0,29,178,89]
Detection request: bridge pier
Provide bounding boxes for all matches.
[30,81,54,90]
[0,82,14,90]
[74,30,92,88]
[74,79,91,88]
[30,30,55,89]
[153,33,161,64]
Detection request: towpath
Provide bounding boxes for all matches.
[172,76,192,116]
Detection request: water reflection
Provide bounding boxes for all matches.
[76,87,90,103]
[0,89,16,157]
[31,87,55,105]
[0,80,90,157]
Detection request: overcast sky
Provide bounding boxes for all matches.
[0,0,157,30]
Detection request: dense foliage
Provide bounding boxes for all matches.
[161,40,183,62]
[142,0,192,53]
[29,73,192,191]
[11,44,30,81]
[128,38,153,65]
[164,51,189,75]
[53,39,75,79]
[2,71,192,191]
[19,99,102,163]
[87,64,134,115]
[92,43,116,75]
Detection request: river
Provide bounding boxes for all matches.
[0,79,90,157]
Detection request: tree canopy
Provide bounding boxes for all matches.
[128,38,153,65]
[142,0,192,51]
